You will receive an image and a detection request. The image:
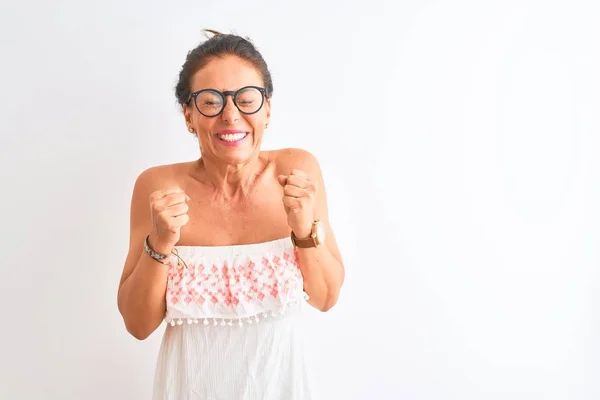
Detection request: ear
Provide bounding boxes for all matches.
[264,97,271,126]
[182,103,193,130]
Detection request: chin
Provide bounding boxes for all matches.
[214,134,262,163]
[216,147,260,166]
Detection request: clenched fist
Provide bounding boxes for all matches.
[148,186,190,255]
[277,169,316,238]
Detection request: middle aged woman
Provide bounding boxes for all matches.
[117,30,345,399]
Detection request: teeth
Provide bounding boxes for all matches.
[217,133,247,142]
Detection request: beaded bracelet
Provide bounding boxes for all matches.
[143,235,187,269]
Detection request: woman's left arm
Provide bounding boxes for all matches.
[277,149,345,311]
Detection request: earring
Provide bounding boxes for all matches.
[189,128,195,133]
[265,122,269,129]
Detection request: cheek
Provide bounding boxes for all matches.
[194,115,217,132]
[246,113,268,131]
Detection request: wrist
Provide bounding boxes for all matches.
[147,233,172,256]
[291,220,326,249]
[292,227,312,239]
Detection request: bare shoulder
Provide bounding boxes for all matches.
[132,161,192,195]
[272,148,322,178]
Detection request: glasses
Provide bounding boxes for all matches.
[187,86,268,117]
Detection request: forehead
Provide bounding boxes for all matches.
[190,54,264,92]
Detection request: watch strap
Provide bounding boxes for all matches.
[291,231,318,248]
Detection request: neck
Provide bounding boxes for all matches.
[197,154,264,198]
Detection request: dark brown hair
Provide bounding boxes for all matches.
[174,29,274,108]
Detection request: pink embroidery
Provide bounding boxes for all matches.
[166,250,302,308]
[170,287,183,305]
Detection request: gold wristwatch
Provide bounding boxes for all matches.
[291,220,326,248]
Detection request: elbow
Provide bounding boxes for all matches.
[125,320,154,341]
[127,327,150,341]
[319,275,343,312]
[118,293,158,341]
[319,303,335,312]
[130,330,151,341]
[318,290,340,312]
[119,306,157,341]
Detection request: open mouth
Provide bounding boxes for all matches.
[215,131,249,146]
[217,132,248,142]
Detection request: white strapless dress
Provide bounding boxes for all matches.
[152,237,317,400]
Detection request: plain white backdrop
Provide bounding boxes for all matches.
[1,0,599,399]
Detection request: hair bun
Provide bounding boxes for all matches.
[202,29,223,38]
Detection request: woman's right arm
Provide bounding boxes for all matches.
[117,169,189,340]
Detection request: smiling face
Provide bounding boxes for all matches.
[183,54,271,166]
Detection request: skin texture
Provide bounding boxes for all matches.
[117,54,344,340]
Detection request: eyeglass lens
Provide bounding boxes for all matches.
[195,87,263,116]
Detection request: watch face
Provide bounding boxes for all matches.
[315,221,326,243]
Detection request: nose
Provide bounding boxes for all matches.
[220,95,239,124]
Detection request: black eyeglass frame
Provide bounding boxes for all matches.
[186,85,268,117]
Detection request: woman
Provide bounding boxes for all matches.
[117,30,345,399]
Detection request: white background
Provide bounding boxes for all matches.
[1,0,599,399]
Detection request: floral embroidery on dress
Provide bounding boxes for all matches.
[164,244,307,326]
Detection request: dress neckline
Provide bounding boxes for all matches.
[173,236,293,257]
